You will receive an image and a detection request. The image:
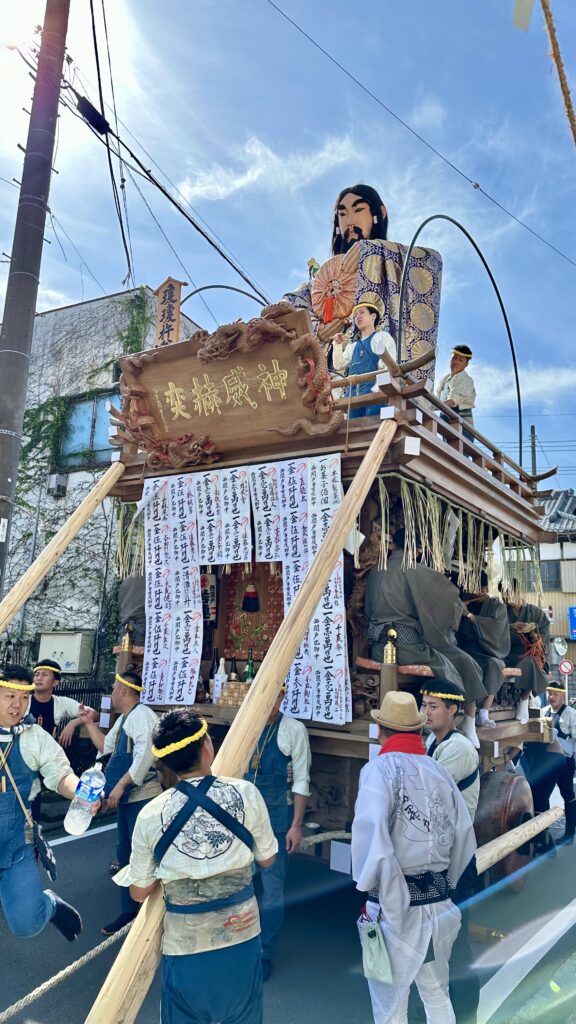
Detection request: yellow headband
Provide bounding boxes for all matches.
[352,302,378,316]
[0,679,35,692]
[115,673,143,692]
[547,685,566,693]
[151,719,208,758]
[452,349,472,360]
[34,665,61,676]
[421,689,465,702]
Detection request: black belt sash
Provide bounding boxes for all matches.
[368,868,450,907]
[154,776,254,865]
[458,766,480,793]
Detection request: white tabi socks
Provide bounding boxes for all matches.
[516,698,530,724]
[478,708,496,729]
[460,714,480,749]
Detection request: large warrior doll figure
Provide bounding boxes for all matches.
[283,183,442,385]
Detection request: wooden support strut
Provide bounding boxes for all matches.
[84,419,399,1024]
[0,462,126,634]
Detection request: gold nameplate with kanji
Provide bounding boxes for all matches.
[118,308,343,469]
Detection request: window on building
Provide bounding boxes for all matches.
[525,560,562,592]
[60,393,117,469]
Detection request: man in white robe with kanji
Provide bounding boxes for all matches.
[352,691,476,1024]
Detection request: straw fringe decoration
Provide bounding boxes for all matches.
[115,504,145,580]
[376,474,540,597]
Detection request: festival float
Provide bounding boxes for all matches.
[106,258,556,880]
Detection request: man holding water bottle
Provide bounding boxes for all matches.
[79,670,161,934]
[0,664,93,942]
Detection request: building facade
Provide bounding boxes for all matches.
[2,286,199,671]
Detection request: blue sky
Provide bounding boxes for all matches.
[1,0,575,482]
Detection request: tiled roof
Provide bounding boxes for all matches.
[541,489,576,535]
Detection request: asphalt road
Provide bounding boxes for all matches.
[1,816,575,1024]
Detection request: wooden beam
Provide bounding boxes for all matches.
[0,462,125,634]
[476,807,563,873]
[84,420,399,1024]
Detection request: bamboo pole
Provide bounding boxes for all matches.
[85,419,399,1024]
[0,461,125,634]
[330,348,436,391]
[476,806,563,874]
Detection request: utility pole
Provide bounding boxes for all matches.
[530,424,537,477]
[0,0,70,598]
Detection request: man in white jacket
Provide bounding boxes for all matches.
[435,346,476,426]
[352,691,476,1024]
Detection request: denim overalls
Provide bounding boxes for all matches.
[346,333,381,419]
[0,734,53,936]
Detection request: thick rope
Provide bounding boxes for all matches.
[0,921,132,1023]
[540,0,576,150]
[301,829,351,850]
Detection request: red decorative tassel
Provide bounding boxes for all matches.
[324,295,334,323]
[242,582,259,613]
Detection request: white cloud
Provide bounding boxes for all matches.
[474,360,576,414]
[409,96,447,132]
[36,286,77,312]
[178,135,357,202]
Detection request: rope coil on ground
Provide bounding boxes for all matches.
[0,921,133,1023]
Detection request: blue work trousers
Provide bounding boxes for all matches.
[258,835,288,960]
[117,799,146,914]
[161,935,263,1024]
[0,845,53,937]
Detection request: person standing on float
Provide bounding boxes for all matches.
[333,302,395,418]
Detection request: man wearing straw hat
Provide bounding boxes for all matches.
[79,670,161,934]
[352,691,476,1024]
[0,664,93,941]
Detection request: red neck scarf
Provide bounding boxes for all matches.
[379,733,426,756]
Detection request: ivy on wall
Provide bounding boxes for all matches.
[4,288,155,663]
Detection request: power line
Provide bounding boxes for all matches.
[50,65,272,304]
[88,0,134,286]
[125,166,220,329]
[263,0,576,272]
[99,0,136,281]
[67,60,266,297]
[47,211,107,294]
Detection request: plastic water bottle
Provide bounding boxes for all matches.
[64,762,106,835]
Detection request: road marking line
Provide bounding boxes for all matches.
[49,823,117,846]
[478,896,576,1023]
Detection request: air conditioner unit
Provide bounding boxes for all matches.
[46,473,68,498]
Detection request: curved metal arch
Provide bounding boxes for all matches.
[395,214,523,466]
[181,284,264,308]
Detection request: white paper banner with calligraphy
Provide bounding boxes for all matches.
[195,468,252,566]
[248,463,282,563]
[253,455,350,725]
[143,474,204,705]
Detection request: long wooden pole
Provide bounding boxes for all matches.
[85,419,398,1024]
[0,461,125,634]
[476,806,563,874]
